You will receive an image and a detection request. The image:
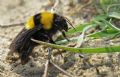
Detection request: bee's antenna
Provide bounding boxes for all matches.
[64,17,76,31]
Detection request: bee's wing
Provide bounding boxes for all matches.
[7,25,44,64]
[9,26,41,53]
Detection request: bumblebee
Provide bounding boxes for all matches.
[7,11,73,64]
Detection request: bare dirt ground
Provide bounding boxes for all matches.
[0,0,120,77]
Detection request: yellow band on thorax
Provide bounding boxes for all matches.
[41,12,54,30]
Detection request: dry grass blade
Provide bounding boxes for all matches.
[0,22,25,28]
[43,60,49,77]
[50,60,75,77]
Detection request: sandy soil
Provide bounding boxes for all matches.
[0,0,120,77]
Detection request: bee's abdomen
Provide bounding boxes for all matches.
[9,28,38,64]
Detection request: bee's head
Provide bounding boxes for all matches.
[54,14,69,32]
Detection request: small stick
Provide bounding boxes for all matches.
[43,60,49,77]
[50,60,75,77]
[43,47,52,77]
[51,0,60,13]
[0,22,25,28]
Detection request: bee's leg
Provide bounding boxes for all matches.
[61,31,69,41]
[49,39,56,44]
[48,35,56,44]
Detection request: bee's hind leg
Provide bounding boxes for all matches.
[61,31,69,42]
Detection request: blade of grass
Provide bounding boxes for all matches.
[109,12,120,19]
[31,38,120,53]
[88,28,119,38]
[75,25,94,47]
[102,19,120,31]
